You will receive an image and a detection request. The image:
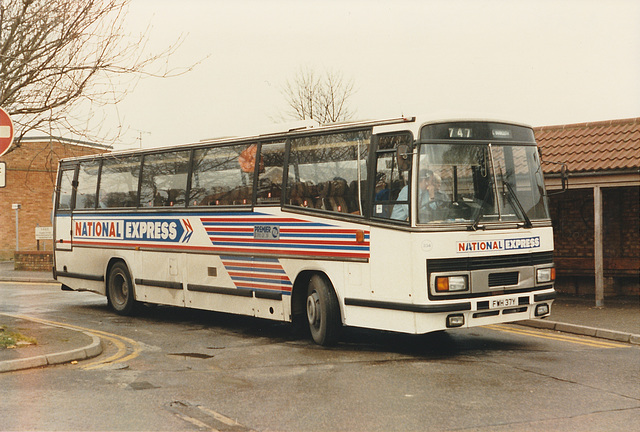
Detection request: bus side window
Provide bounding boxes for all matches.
[189,144,254,207]
[372,132,413,221]
[286,130,370,215]
[139,150,190,207]
[98,156,141,208]
[256,140,285,205]
[57,166,76,211]
[76,160,100,209]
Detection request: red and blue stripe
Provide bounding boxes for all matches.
[221,256,292,295]
[201,213,370,260]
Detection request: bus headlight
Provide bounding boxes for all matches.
[436,275,468,292]
[536,267,555,284]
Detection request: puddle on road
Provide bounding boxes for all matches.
[167,352,214,359]
[129,381,159,390]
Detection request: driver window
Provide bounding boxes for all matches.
[372,132,412,220]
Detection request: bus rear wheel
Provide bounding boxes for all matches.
[306,275,340,346]
[107,262,137,316]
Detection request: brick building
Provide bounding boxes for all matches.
[0,137,109,260]
[535,118,640,301]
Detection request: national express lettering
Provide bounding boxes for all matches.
[74,218,192,243]
[75,220,123,238]
[457,236,540,253]
[125,221,178,240]
[457,240,504,252]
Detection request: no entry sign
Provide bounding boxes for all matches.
[0,107,15,157]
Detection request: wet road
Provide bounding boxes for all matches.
[1,282,638,431]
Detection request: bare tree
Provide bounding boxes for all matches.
[0,0,190,152]
[281,68,355,124]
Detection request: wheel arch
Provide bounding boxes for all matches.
[291,270,343,324]
[105,257,134,296]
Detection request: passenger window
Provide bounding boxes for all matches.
[76,160,100,209]
[97,156,141,208]
[189,144,254,206]
[57,167,76,210]
[286,130,370,215]
[139,151,190,207]
[256,140,286,205]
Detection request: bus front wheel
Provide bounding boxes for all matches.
[107,262,137,316]
[306,275,340,346]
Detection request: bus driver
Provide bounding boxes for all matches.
[391,170,448,221]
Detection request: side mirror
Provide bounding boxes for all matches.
[546,162,569,196]
[396,144,412,172]
[560,164,568,191]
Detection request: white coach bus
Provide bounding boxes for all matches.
[53,116,557,345]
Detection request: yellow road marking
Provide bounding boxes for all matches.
[3,313,141,369]
[81,330,132,370]
[198,406,244,427]
[485,324,630,349]
[174,413,219,432]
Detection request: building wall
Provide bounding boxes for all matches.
[0,140,107,260]
[549,186,640,296]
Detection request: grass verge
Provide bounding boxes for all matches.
[0,326,37,349]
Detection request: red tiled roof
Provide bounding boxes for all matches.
[534,118,640,174]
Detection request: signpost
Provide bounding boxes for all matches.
[0,106,15,158]
[36,226,53,251]
[12,203,21,251]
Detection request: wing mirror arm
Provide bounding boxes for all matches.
[543,161,569,196]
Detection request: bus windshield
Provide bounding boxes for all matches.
[416,143,549,226]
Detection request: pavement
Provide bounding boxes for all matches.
[0,261,638,373]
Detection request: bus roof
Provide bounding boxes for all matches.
[59,115,533,163]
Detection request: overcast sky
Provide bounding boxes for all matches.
[106,0,640,149]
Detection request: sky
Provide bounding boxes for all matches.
[104,0,640,150]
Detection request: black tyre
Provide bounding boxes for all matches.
[107,262,137,315]
[306,274,341,346]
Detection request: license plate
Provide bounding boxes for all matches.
[491,297,518,308]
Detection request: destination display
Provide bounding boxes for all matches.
[421,122,535,142]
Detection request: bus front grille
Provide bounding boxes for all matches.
[488,271,519,287]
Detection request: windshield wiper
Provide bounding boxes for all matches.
[502,179,533,228]
[469,184,492,231]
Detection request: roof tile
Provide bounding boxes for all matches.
[535,118,640,173]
